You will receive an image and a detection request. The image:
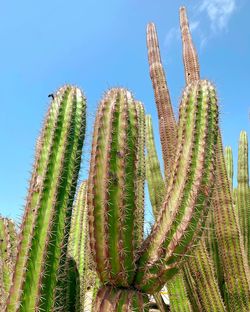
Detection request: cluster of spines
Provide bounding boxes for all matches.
[135,79,219,293]
[88,88,143,287]
[0,218,17,309]
[6,85,86,312]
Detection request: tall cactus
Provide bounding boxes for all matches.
[6,85,86,312]
[0,218,17,309]
[237,131,250,265]
[146,23,177,179]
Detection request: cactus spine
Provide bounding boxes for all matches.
[6,85,86,312]
[0,218,17,309]
[237,131,250,265]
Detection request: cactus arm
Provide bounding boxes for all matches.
[213,132,250,310]
[146,23,177,178]
[179,7,200,84]
[167,272,193,312]
[6,86,86,312]
[67,181,98,311]
[135,80,218,293]
[145,114,165,216]
[224,146,233,189]
[237,131,250,265]
[185,241,226,311]
[88,89,142,287]
[135,101,146,244]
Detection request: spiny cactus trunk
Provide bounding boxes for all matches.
[0,218,17,309]
[213,133,250,311]
[179,7,200,84]
[135,80,219,293]
[146,23,177,179]
[66,181,98,312]
[237,131,250,266]
[88,88,142,287]
[6,85,86,312]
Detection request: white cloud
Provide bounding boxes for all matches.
[199,0,236,31]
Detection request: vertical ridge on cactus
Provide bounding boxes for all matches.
[213,133,250,311]
[135,80,219,293]
[6,85,86,312]
[88,88,142,287]
[179,7,200,84]
[0,218,17,309]
[146,22,177,178]
[237,131,250,266]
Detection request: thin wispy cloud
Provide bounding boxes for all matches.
[199,0,236,31]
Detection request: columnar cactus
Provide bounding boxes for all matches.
[237,131,250,265]
[224,146,233,189]
[67,181,98,312]
[146,23,177,179]
[6,85,86,312]
[0,218,17,309]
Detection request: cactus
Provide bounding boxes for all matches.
[224,146,233,189]
[88,79,218,310]
[237,131,250,265]
[0,218,17,309]
[67,181,98,312]
[6,85,86,312]
[146,23,177,179]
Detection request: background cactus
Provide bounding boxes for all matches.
[0,218,17,309]
[6,85,86,312]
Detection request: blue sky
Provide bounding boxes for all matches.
[0,0,249,222]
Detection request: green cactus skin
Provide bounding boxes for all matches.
[135,80,219,294]
[213,133,250,311]
[167,272,192,312]
[145,115,165,217]
[179,7,200,84]
[135,102,146,244]
[88,88,143,287]
[224,146,233,189]
[0,218,17,309]
[237,131,250,266]
[67,181,98,312]
[146,23,177,179]
[94,286,149,312]
[185,241,226,312]
[6,85,86,312]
